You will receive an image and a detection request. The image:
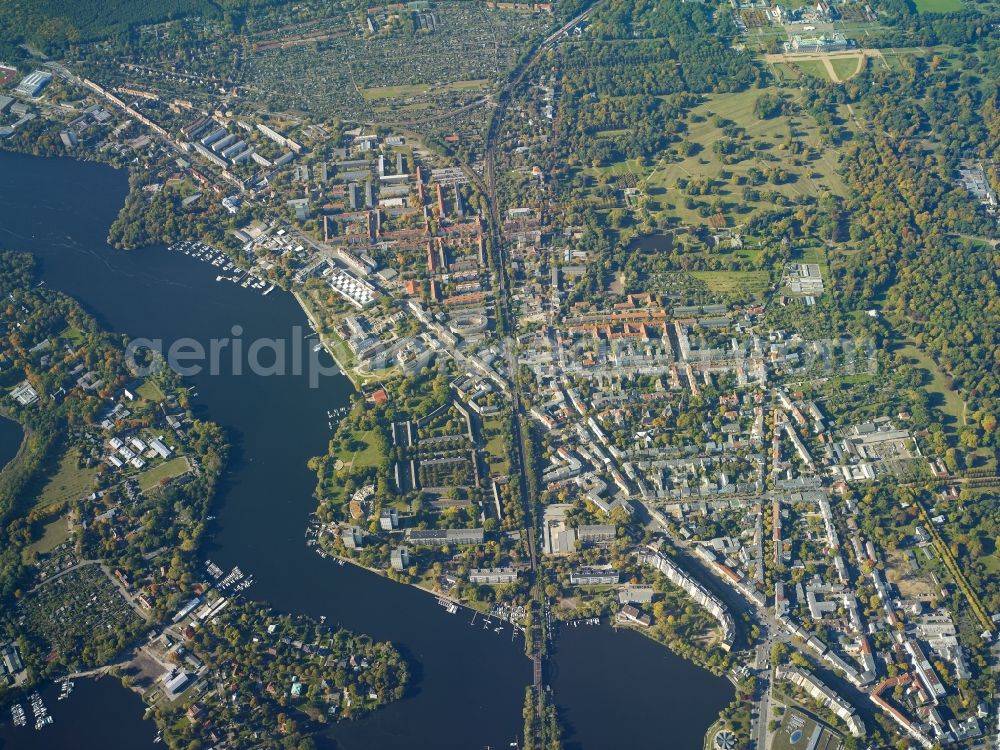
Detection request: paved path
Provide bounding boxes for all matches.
[761,49,879,82]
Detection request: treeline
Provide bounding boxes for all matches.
[561,3,757,95]
[0,0,298,55]
[553,0,759,167]
[811,50,1000,411]
[558,92,694,165]
[866,0,997,48]
[106,179,246,251]
[836,134,998,404]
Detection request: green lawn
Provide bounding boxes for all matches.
[35,449,96,510]
[642,88,848,227]
[485,434,510,475]
[361,79,489,101]
[793,60,831,80]
[584,156,645,180]
[795,246,825,265]
[335,430,384,470]
[770,62,799,82]
[913,0,961,11]
[982,554,1000,576]
[830,56,861,81]
[30,514,71,554]
[897,341,965,432]
[135,380,165,402]
[59,326,85,345]
[138,456,190,491]
[481,418,510,476]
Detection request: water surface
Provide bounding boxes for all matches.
[0,150,734,750]
[0,417,23,471]
[550,623,733,750]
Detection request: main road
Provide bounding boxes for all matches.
[473,1,607,742]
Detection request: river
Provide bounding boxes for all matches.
[0,151,733,749]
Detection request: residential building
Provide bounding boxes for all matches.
[379,507,399,531]
[405,527,484,546]
[469,567,519,584]
[342,526,365,550]
[570,567,620,585]
[390,546,410,571]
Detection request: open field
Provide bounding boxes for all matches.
[689,271,771,298]
[885,548,937,600]
[135,380,165,402]
[584,157,645,181]
[362,79,490,101]
[762,50,877,83]
[335,429,384,471]
[792,59,831,80]
[60,326,86,345]
[138,456,190,491]
[913,0,962,11]
[896,341,965,432]
[483,417,510,476]
[30,515,72,555]
[642,88,849,227]
[830,56,862,81]
[35,449,96,510]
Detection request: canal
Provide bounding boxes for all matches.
[0,151,733,749]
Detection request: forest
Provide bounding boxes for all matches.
[0,0,296,57]
[551,0,760,167]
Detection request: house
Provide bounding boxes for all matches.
[149,438,172,458]
[10,380,39,406]
[1,643,24,675]
[15,71,51,98]
[162,670,192,698]
[576,524,616,545]
[619,604,652,627]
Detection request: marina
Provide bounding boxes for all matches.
[57,681,75,701]
[167,239,273,295]
[0,676,158,749]
[10,705,25,728]
[28,692,52,731]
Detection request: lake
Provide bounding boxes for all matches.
[550,623,732,750]
[0,417,22,472]
[0,677,157,750]
[0,150,733,749]
[628,232,675,254]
